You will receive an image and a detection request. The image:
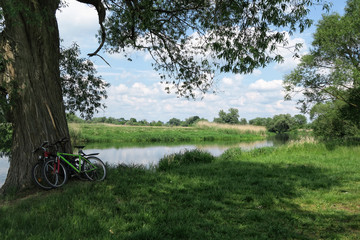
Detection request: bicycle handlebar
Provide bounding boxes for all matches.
[32,137,69,154]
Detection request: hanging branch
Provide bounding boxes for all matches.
[76,0,107,57]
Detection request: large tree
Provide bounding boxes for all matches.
[0,0,328,194]
[284,0,360,138]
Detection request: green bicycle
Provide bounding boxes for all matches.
[43,138,106,188]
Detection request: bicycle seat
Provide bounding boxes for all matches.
[74,145,85,149]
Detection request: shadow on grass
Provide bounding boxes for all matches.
[106,160,359,240]
[0,160,359,239]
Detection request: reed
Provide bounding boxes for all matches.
[195,121,267,134]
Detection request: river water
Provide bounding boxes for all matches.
[0,139,285,188]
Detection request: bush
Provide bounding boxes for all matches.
[311,101,360,140]
[158,149,214,170]
[220,147,242,161]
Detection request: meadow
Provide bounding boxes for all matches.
[1,141,359,239]
[68,121,267,143]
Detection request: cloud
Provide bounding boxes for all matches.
[249,79,283,92]
[222,77,233,85]
[57,0,100,50]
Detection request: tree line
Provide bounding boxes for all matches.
[66,107,308,134]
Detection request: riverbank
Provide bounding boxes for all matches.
[69,121,267,143]
[1,142,359,239]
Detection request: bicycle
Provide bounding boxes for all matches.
[31,141,56,190]
[42,138,106,188]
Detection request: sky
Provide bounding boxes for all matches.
[56,0,347,123]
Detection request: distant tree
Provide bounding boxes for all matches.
[127,118,137,125]
[214,108,240,124]
[117,118,127,125]
[66,113,85,123]
[168,118,182,126]
[293,114,307,128]
[183,116,200,126]
[154,121,164,127]
[249,117,272,126]
[105,117,117,124]
[92,117,107,123]
[138,119,149,126]
[239,118,247,125]
[267,114,295,134]
[150,121,163,126]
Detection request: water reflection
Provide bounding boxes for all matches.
[0,156,9,187]
[85,140,275,168]
[0,139,280,187]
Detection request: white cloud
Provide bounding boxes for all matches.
[252,69,262,76]
[222,77,233,85]
[249,79,283,92]
[57,0,99,49]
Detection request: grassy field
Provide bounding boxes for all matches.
[69,121,267,143]
[1,142,359,239]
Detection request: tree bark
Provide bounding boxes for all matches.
[0,0,71,194]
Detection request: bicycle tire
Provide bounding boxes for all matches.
[43,158,68,188]
[83,156,106,181]
[32,161,53,190]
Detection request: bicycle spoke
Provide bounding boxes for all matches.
[43,159,68,188]
[32,162,53,190]
[83,157,106,181]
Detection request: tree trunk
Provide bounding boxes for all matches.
[0,0,71,194]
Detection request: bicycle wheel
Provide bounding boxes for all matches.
[32,161,53,190]
[43,158,68,188]
[83,156,106,181]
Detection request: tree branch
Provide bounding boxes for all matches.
[76,0,106,56]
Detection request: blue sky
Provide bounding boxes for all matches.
[56,0,347,122]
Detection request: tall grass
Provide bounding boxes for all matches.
[195,121,267,134]
[158,149,215,170]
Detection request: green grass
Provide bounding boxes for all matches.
[69,123,266,143]
[1,142,360,239]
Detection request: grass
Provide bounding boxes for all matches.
[68,121,266,144]
[1,142,360,239]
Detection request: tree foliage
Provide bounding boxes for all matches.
[284,0,360,138]
[266,114,295,134]
[102,0,329,98]
[214,108,240,124]
[0,42,108,123]
[249,117,272,126]
[310,101,359,139]
[60,43,110,120]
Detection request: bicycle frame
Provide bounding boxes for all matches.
[56,152,97,174]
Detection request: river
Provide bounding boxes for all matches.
[0,138,287,188]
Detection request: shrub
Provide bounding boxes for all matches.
[220,147,242,161]
[158,149,214,171]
